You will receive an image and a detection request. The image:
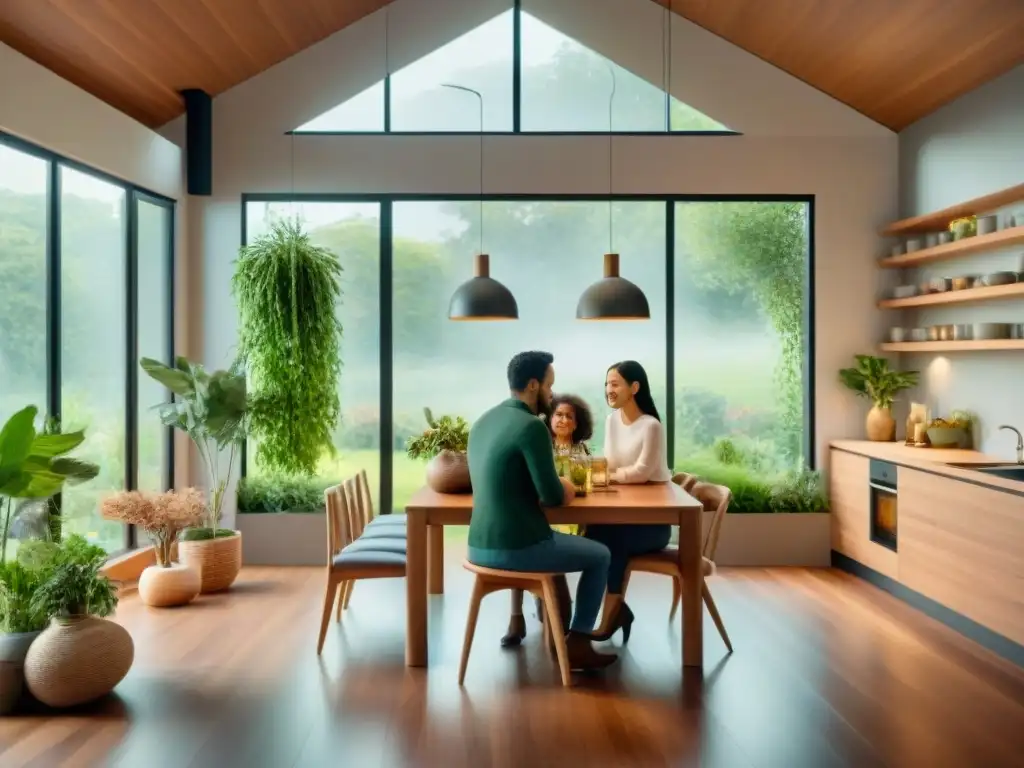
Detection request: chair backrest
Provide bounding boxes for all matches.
[672,472,699,492]
[342,475,369,540]
[690,481,731,561]
[357,469,375,521]
[324,482,353,565]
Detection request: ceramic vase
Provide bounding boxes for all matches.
[24,617,134,708]
[425,450,472,494]
[138,562,201,607]
[866,405,896,442]
[0,630,42,714]
[178,532,243,593]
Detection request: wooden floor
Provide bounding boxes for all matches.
[2,555,1023,768]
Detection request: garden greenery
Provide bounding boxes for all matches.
[234,218,343,476]
[237,475,340,514]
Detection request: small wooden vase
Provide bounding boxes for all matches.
[866,405,896,442]
[425,450,472,494]
[178,532,242,593]
[138,563,201,607]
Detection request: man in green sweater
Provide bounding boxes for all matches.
[467,351,616,670]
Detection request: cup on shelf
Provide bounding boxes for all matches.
[909,328,928,342]
[905,238,923,253]
[888,327,907,343]
[890,243,905,257]
[977,215,998,236]
[937,231,954,245]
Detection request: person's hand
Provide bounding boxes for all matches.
[559,477,577,504]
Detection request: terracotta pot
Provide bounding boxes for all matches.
[138,563,201,607]
[178,532,242,593]
[425,450,472,494]
[24,617,134,708]
[0,630,42,715]
[866,405,896,442]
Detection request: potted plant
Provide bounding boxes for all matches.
[140,357,249,592]
[100,489,205,607]
[407,408,471,494]
[0,405,99,713]
[235,475,341,565]
[23,535,132,708]
[839,354,919,442]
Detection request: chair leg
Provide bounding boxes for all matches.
[458,577,486,686]
[317,576,340,655]
[702,582,732,653]
[342,579,355,610]
[335,581,347,621]
[669,576,681,621]
[541,578,572,687]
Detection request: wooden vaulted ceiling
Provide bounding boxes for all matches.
[1,0,1023,131]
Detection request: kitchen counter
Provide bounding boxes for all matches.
[830,439,1024,495]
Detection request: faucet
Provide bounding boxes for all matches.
[998,425,1024,464]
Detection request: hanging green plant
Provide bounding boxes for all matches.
[233,218,343,476]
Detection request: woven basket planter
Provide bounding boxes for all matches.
[24,617,134,708]
[178,532,242,593]
[138,563,201,607]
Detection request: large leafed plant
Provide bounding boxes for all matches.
[140,357,249,539]
[233,218,344,477]
[839,354,918,410]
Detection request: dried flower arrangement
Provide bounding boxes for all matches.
[101,489,206,567]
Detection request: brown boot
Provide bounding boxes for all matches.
[565,631,618,670]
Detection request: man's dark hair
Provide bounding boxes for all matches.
[507,351,554,392]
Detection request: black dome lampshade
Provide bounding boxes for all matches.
[448,253,519,321]
[576,253,650,320]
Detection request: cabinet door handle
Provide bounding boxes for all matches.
[869,482,896,493]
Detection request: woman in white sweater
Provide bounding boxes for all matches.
[586,360,672,642]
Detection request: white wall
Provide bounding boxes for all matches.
[162,0,897,523]
[0,41,193,486]
[898,64,1024,456]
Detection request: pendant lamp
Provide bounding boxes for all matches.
[443,84,518,321]
[575,61,650,320]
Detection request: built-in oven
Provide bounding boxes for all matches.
[868,459,898,552]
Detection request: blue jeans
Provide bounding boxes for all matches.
[468,533,611,632]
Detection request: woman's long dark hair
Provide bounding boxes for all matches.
[608,360,661,422]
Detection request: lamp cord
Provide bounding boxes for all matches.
[442,84,485,254]
[605,62,617,254]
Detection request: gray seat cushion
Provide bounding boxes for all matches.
[344,537,406,555]
[358,526,407,540]
[367,515,406,526]
[331,549,407,569]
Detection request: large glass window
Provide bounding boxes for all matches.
[673,201,810,488]
[392,200,667,514]
[60,166,128,552]
[0,144,48,425]
[295,82,385,133]
[136,197,173,492]
[244,202,382,505]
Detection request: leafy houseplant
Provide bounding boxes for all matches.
[22,535,134,709]
[407,408,471,494]
[0,405,99,563]
[839,355,919,442]
[140,357,249,593]
[233,218,344,477]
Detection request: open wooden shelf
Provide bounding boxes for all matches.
[880,340,1024,353]
[878,226,1024,268]
[878,281,1024,309]
[882,183,1024,236]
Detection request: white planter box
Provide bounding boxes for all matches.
[671,512,831,566]
[237,512,326,566]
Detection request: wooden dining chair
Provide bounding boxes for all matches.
[621,481,733,652]
[358,469,407,530]
[671,472,700,493]
[458,562,573,687]
[334,474,406,618]
[317,481,406,655]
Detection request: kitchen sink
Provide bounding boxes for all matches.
[945,462,1024,481]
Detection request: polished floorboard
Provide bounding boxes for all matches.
[1,554,1023,767]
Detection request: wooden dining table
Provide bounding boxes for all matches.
[404,482,706,669]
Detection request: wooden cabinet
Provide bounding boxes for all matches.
[898,468,1024,646]
[829,449,898,578]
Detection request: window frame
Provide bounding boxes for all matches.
[240,192,816,515]
[290,0,739,137]
[0,130,177,554]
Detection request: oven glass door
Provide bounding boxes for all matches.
[869,481,898,552]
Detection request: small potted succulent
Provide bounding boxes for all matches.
[406,408,471,494]
[101,489,206,607]
[839,354,919,442]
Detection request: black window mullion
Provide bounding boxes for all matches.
[380,200,394,514]
[125,192,139,549]
[45,161,62,542]
[665,200,675,471]
[512,0,522,133]
[166,200,176,490]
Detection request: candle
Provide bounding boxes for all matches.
[590,456,609,489]
[914,422,927,444]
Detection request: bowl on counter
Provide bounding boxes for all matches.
[974,322,1012,340]
[927,426,970,449]
[979,271,1018,287]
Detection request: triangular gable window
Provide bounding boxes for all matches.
[292,6,729,134]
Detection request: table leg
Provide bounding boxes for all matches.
[406,509,428,667]
[428,524,444,595]
[678,510,703,669]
